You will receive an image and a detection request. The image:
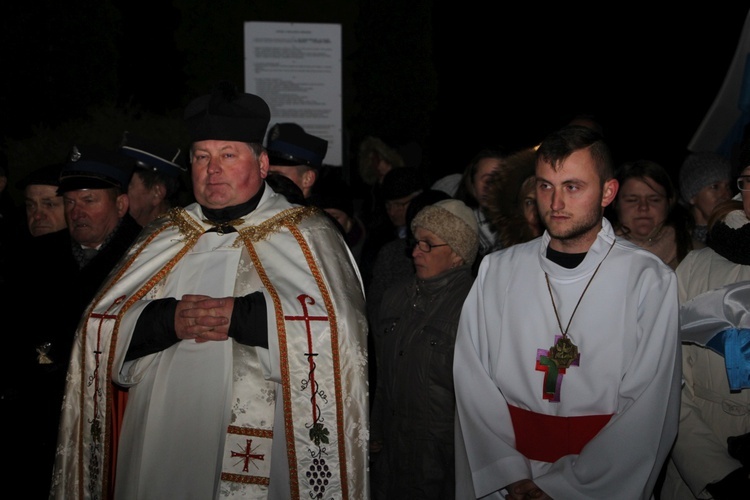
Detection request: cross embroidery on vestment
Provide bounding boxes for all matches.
[231,439,265,472]
[536,335,580,402]
[284,294,329,422]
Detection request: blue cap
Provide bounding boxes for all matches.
[266,123,328,169]
[58,144,134,194]
[119,132,185,178]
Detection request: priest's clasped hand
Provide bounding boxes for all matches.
[175,294,234,342]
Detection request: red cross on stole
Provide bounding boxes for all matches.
[284,294,329,423]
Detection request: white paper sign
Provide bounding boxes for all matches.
[244,21,342,166]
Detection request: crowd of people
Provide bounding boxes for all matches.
[1,83,749,500]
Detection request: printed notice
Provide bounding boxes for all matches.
[244,22,342,166]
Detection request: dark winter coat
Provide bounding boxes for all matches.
[370,264,474,500]
[2,213,142,499]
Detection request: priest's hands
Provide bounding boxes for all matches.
[505,479,552,500]
[175,294,234,342]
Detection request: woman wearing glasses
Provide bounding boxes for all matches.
[660,164,750,499]
[369,199,478,500]
[609,159,695,270]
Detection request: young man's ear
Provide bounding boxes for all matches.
[602,178,619,208]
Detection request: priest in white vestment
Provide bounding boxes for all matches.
[51,82,370,500]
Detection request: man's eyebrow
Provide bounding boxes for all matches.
[535,177,585,185]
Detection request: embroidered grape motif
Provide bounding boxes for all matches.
[306,458,332,497]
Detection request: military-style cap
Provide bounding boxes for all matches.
[16,162,65,190]
[58,144,134,194]
[266,123,328,169]
[184,81,270,143]
[119,131,185,178]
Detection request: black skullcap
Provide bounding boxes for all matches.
[184,81,270,143]
[119,131,186,178]
[16,162,65,190]
[58,144,134,194]
[381,167,424,201]
[266,123,328,169]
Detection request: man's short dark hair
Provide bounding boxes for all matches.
[536,125,614,184]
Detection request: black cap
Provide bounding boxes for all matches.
[119,131,185,178]
[58,144,134,194]
[381,167,424,200]
[16,163,65,190]
[184,81,270,143]
[266,123,328,169]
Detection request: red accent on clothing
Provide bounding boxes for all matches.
[231,439,266,472]
[508,405,612,463]
[109,386,128,500]
[284,293,328,423]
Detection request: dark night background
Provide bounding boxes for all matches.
[2,1,749,201]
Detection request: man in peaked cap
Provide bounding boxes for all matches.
[119,131,187,227]
[53,81,370,500]
[8,143,142,499]
[266,122,328,199]
[16,162,67,237]
[57,144,141,259]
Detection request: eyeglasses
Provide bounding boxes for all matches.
[618,194,668,208]
[738,176,750,191]
[412,239,449,252]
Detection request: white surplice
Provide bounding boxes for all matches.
[453,219,682,500]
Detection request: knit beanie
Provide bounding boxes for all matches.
[679,152,731,205]
[411,199,479,265]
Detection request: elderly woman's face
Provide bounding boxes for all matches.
[411,227,461,280]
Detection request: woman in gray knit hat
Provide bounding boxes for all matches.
[369,198,478,500]
[678,151,733,248]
